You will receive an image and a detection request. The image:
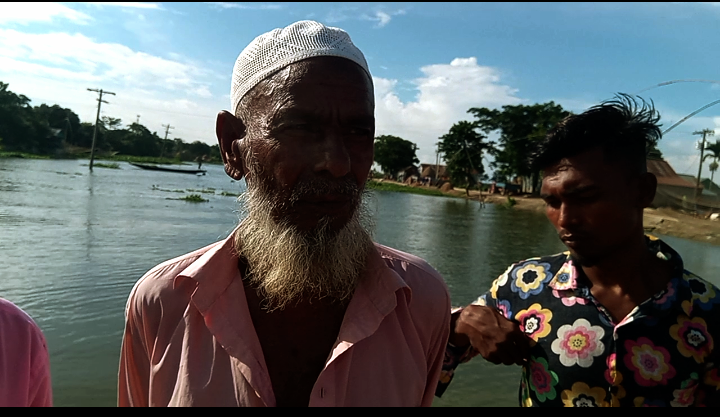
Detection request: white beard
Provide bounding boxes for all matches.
[233,174,376,312]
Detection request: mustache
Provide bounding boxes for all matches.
[289,176,362,203]
[558,231,590,241]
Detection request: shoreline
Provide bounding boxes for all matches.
[369,179,720,247]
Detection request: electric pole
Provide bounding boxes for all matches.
[693,129,715,205]
[87,88,115,171]
[160,123,174,158]
[435,142,441,183]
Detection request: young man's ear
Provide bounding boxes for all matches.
[216,110,247,181]
[638,172,658,209]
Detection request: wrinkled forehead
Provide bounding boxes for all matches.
[242,58,375,114]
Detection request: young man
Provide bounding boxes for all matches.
[118,20,450,407]
[437,95,720,407]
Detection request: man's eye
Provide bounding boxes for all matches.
[544,198,561,209]
[347,127,371,136]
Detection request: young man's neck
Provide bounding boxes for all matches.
[581,231,671,297]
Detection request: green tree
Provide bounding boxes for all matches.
[647,145,663,160]
[34,104,82,146]
[373,135,419,178]
[438,120,492,196]
[0,81,54,154]
[469,102,570,194]
[704,140,720,189]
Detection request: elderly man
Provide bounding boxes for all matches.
[436,95,720,407]
[118,20,450,407]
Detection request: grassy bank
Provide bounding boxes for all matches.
[0,151,52,159]
[0,151,221,166]
[366,179,458,198]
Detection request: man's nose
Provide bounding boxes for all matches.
[557,203,581,230]
[314,132,351,178]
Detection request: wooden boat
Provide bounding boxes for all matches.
[129,162,206,175]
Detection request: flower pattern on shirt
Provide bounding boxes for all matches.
[669,315,713,363]
[551,318,605,368]
[561,382,609,407]
[515,303,553,341]
[671,373,700,407]
[436,236,720,407]
[510,260,553,300]
[624,337,676,387]
[528,356,559,402]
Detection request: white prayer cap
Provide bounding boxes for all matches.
[230,20,372,116]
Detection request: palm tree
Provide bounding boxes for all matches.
[703,140,720,193]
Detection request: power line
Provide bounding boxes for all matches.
[680,153,700,175]
[634,79,720,95]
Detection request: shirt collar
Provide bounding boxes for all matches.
[171,226,411,316]
[547,234,686,291]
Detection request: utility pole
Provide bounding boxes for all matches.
[693,129,715,207]
[160,123,174,158]
[435,142,441,183]
[87,88,115,171]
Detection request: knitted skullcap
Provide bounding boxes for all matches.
[230,20,371,115]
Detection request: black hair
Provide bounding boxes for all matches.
[529,93,662,174]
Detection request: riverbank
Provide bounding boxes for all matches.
[0,151,223,166]
[369,179,720,246]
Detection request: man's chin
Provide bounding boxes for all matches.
[567,249,599,268]
[282,209,356,236]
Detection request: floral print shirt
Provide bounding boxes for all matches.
[436,235,720,407]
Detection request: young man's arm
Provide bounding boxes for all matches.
[435,265,531,398]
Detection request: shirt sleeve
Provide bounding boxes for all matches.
[118,286,151,407]
[28,329,53,407]
[421,285,452,407]
[434,267,512,398]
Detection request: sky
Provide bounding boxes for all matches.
[2,2,720,177]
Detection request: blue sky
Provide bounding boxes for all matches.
[1,2,720,177]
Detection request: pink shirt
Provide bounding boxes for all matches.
[118,231,451,407]
[0,298,52,407]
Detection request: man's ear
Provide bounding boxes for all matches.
[216,110,247,180]
[637,172,657,209]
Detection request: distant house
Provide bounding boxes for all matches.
[396,165,419,183]
[420,163,447,180]
[676,174,718,198]
[647,159,702,208]
[701,178,720,197]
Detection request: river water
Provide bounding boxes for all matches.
[1,158,718,407]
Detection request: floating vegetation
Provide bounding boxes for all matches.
[500,196,518,209]
[92,162,120,169]
[180,194,208,203]
[219,191,238,197]
[186,188,216,194]
[151,185,185,193]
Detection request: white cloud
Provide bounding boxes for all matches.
[206,2,283,11]
[0,2,92,25]
[373,57,523,165]
[0,29,216,92]
[361,9,406,28]
[87,2,163,9]
[0,28,226,145]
